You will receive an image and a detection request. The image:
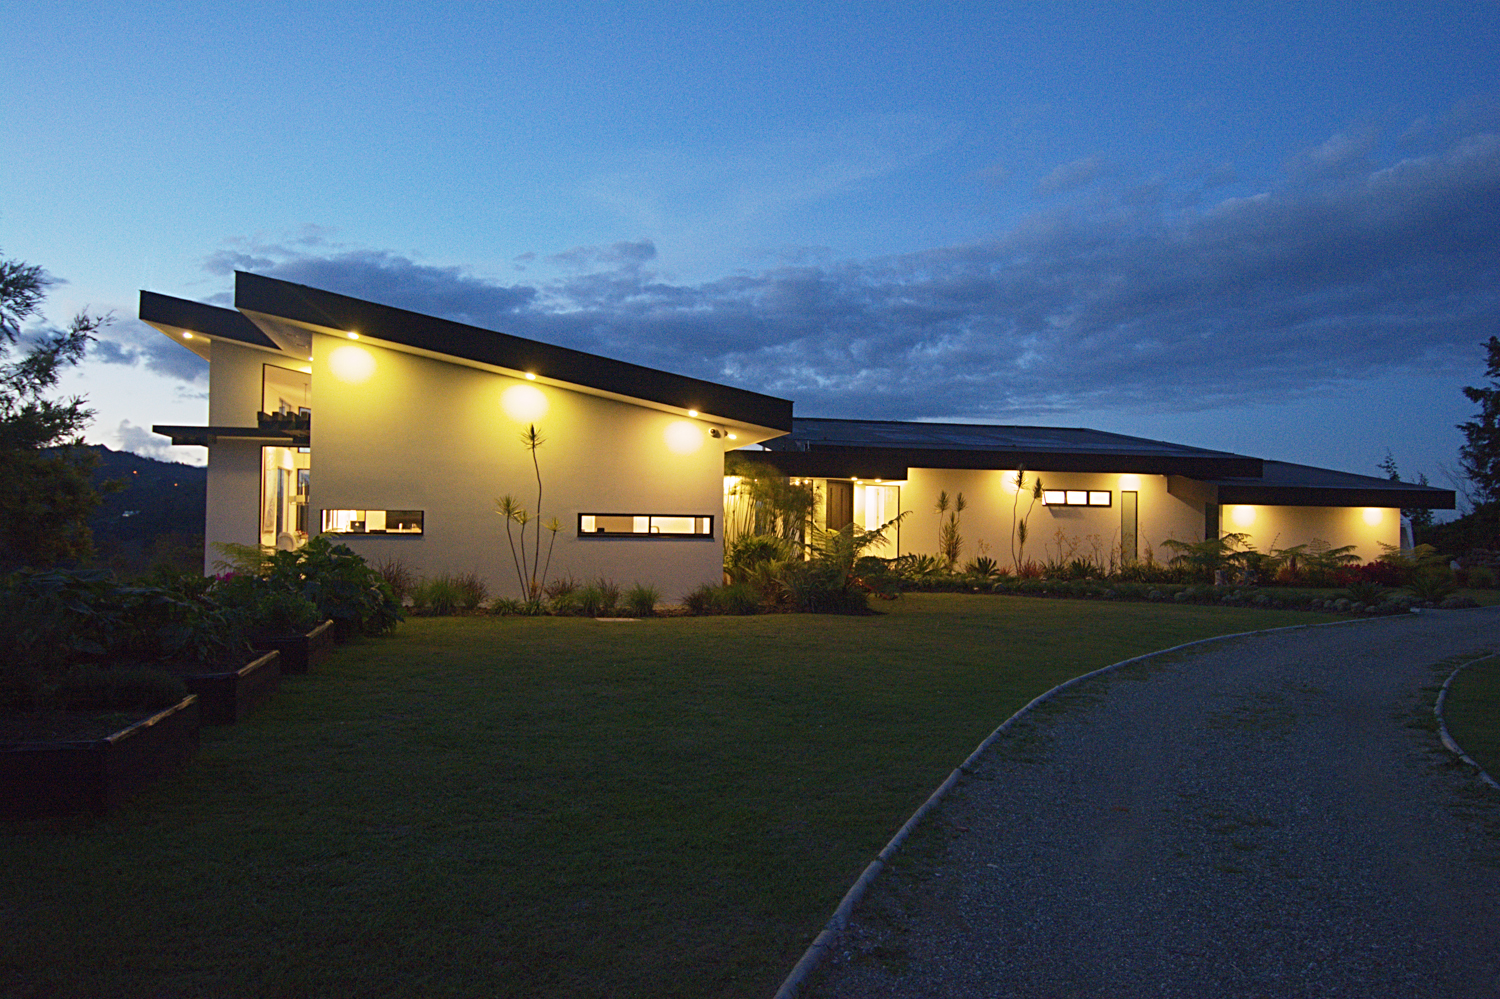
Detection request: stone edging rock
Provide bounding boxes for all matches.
[1434,653,1500,793]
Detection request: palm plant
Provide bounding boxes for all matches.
[495,423,562,605]
[1009,469,1044,572]
[935,490,966,569]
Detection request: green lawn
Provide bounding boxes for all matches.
[1445,654,1500,779]
[2,595,1322,998]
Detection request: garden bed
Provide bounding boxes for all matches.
[0,695,201,819]
[252,620,335,674]
[170,651,282,725]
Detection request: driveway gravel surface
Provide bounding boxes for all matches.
[804,609,1500,999]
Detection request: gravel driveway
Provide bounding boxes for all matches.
[803,609,1500,999]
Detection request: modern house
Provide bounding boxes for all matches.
[143,274,1454,597]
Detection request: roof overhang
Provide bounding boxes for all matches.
[743,446,1262,480]
[233,272,794,437]
[152,425,301,447]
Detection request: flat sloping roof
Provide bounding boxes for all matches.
[232,272,793,432]
[753,417,1264,478]
[1210,461,1456,509]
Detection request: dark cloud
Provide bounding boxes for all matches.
[91,317,209,382]
[186,130,1497,426]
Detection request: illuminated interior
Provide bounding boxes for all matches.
[259,365,312,550]
[579,514,714,536]
[853,483,901,532]
[322,509,425,534]
[1042,489,1112,507]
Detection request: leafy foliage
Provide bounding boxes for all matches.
[1458,335,1500,505]
[0,252,113,568]
[724,454,817,544]
[214,535,402,635]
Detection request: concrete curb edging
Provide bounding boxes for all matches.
[771,615,1375,999]
[1434,653,1500,793]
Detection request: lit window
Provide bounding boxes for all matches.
[578,513,714,537]
[322,509,424,535]
[1043,490,1113,508]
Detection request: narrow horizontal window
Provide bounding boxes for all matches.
[578,513,714,537]
[321,509,424,535]
[1042,490,1112,508]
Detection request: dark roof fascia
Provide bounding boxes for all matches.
[734,449,912,480]
[1215,482,1457,509]
[153,425,298,447]
[234,272,794,432]
[743,445,1261,479]
[138,291,280,351]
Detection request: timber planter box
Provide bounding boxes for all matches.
[171,651,282,726]
[251,619,335,675]
[0,695,201,819]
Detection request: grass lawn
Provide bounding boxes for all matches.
[1444,654,1500,779]
[3,594,1324,998]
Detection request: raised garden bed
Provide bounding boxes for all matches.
[171,651,281,725]
[0,695,201,819]
[252,619,335,674]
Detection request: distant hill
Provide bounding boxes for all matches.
[83,445,207,575]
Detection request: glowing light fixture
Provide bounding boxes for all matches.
[1231,505,1256,527]
[182,332,193,339]
[501,383,548,422]
[347,332,360,340]
[329,344,377,383]
[524,372,536,381]
[688,409,699,418]
[1119,474,1141,491]
[665,420,704,454]
[727,433,737,440]
[1363,507,1383,525]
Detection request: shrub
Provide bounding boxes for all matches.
[575,579,621,617]
[1406,569,1456,602]
[962,555,1002,579]
[624,583,660,617]
[1343,580,1386,606]
[375,557,417,603]
[682,583,718,615]
[725,535,792,584]
[715,582,763,615]
[412,576,465,616]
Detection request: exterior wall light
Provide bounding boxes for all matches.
[1363,508,1384,525]
[525,372,537,380]
[727,433,737,440]
[347,332,360,340]
[1231,505,1256,527]
[501,383,548,422]
[665,420,705,454]
[182,332,193,339]
[688,409,699,418]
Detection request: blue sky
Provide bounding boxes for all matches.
[3,1,1497,504]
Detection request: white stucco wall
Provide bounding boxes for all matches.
[308,333,728,601]
[1220,504,1400,563]
[202,341,275,571]
[874,469,1207,570]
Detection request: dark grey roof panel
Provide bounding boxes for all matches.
[765,417,1263,478]
[139,291,281,350]
[234,272,794,432]
[1212,461,1456,509]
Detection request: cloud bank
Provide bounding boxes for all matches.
[105,131,1500,428]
